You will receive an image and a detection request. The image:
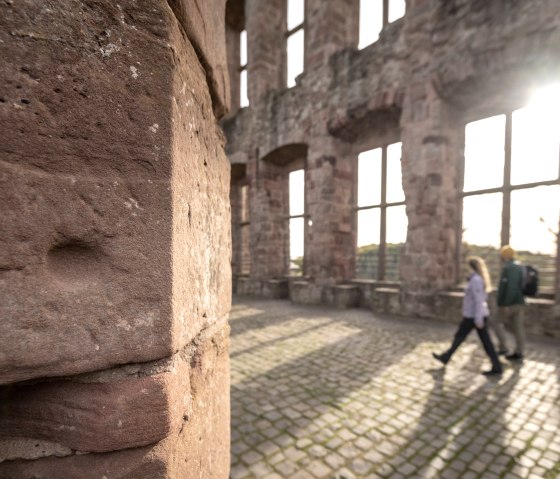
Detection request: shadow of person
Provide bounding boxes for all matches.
[372,359,522,478]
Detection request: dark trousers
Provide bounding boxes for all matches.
[442,317,502,371]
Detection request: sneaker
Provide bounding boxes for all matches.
[482,369,503,376]
[432,352,448,365]
[506,353,524,361]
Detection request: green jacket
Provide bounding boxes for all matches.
[497,260,525,307]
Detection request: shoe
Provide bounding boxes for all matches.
[498,349,508,356]
[506,353,524,361]
[482,369,503,376]
[432,352,448,365]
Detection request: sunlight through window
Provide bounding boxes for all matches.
[287,29,304,88]
[287,0,305,88]
[356,142,407,280]
[464,115,505,192]
[289,169,305,274]
[359,0,382,49]
[239,30,249,108]
[359,0,405,49]
[462,83,560,291]
[287,0,304,31]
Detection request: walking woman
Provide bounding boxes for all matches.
[432,256,503,376]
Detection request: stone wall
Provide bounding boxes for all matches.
[0,1,231,477]
[224,0,560,329]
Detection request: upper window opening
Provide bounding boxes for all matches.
[239,30,249,108]
[286,0,305,88]
[359,0,406,50]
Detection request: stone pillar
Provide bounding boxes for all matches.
[306,0,360,70]
[226,24,241,113]
[306,139,355,286]
[0,1,231,477]
[248,157,289,282]
[245,0,285,101]
[399,81,463,314]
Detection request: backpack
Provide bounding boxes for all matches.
[521,265,539,297]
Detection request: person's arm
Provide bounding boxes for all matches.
[472,276,486,328]
[497,266,508,306]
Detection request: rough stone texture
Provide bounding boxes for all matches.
[324,285,361,309]
[224,0,560,331]
[1,0,231,476]
[0,373,174,453]
[0,323,230,478]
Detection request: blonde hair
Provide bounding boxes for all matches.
[467,256,492,293]
[500,244,515,261]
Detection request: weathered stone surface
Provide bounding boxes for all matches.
[0,446,166,479]
[169,9,232,353]
[167,0,231,118]
[0,323,230,478]
[1,0,231,476]
[0,374,174,452]
[0,0,231,384]
[0,437,72,463]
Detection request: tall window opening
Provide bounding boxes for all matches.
[289,169,305,275]
[286,0,305,88]
[359,0,406,49]
[239,184,251,274]
[462,85,560,292]
[356,142,407,280]
[239,30,249,108]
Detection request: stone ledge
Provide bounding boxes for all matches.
[324,285,360,309]
[263,279,289,299]
[371,287,401,315]
[289,281,323,305]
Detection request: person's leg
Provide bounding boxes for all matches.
[511,305,525,357]
[489,308,509,353]
[435,317,474,363]
[476,320,502,373]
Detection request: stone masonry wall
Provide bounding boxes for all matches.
[0,1,231,477]
[224,0,560,325]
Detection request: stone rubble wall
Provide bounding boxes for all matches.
[0,1,231,477]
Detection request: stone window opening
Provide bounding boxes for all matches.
[286,0,305,88]
[459,85,560,296]
[238,183,251,275]
[231,164,251,277]
[355,142,407,280]
[288,168,306,276]
[359,0,406,49]
[239,30,249,108]
[225,0,246,112]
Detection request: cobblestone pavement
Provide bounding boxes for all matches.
[229,299,560,479]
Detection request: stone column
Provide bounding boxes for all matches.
[0,1,231,477]
[305,138,356,287]
[245,0,285,102]
[305,0,360,70]
[247,157,289,284]
[399,81,463,315]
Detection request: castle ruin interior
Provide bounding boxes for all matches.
[225,0,560,338]
[0,0,559,477]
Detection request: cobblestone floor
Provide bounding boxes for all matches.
[229,299,560,479]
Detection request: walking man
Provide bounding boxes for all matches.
[493,245,526,361]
